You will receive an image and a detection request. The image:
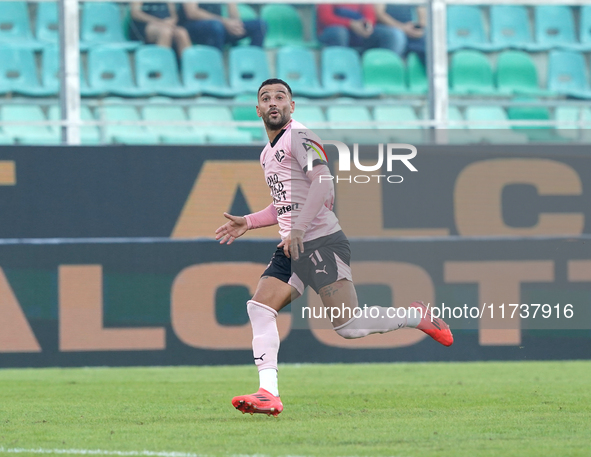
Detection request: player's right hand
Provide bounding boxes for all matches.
[215,212,248,245]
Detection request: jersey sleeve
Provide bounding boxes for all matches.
[291,129,328,173]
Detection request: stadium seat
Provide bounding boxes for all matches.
[276,46,334,98]
[447,6,502,52]
[581,6,591,48]
[142,99,206,144]
[554,106,591,139]
[97,99,159,144]
[188,104,253,144]
[87,46,150,97]
[490,5,549,51]
[229,46,271,94]
[464,106,529,143]
[535,6,589,51]
[181,46,236,98]
[496,51,550,96]
[135,45,199,97]
[449,50,495,95]
[0,130,13,144]
[326,104,375,143]
[294,104,326,128]
[362,49,406,95]
[80,2,141,50]
[0,46,56,96]
[321,47,380,98]
[407,52,427,94]
[36,2,59,43]
[0,2,43,50]
[261,4,306,48]
[232,94,265,141]
[547,50,591,99]
[507,104,566,142]
[373,105,423,143]
[40,45,103,98]
[0,105,60,144]
[48,105,102,145]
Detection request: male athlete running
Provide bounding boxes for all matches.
[215,78,453,417]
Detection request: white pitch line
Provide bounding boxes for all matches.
[0,447,401,457]
[0,449,327,457]
[0,448,206,457]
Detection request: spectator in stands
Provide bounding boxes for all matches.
[130,2,191,56]
[316,4,400,52]
[178,3,266,51]
[375,4,426,60]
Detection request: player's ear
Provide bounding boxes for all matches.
[290,100,295,114]
[256,105,262,118]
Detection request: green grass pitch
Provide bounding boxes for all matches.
[1,361,590,457]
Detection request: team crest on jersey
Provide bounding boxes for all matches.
[275,149,285,163]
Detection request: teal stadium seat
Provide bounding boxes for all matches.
[581,6,591,49]
[181,46,236,97]
[374,105,423,143]
[41,45,103,97]
[554,106,591,140]
[326,104,375,143]
[447,6,502,52]
[507,103,566,142]
[143,99,206,144]
[261,4,305,48]
[48,105,102,145]
[0,104,60,144]
[0,2,43,50]
[449,50,496,95]
[188,104,253,144]
[229,46,271,94]
[36,2,59,43]
[535,6,590,51]
[362,49,406,95]
[87,46,150,97]
[0,46,56,96]
[547,50,591,99]
[0,129,13,144]
[407,53,427,94]
[97,99,160,144]
[81,2,141,50]
[232,94,265,141]
[276,46,334,98]
[135,45,198,97]
[496,51,550,96]
[464,106,529,144]
[490,5,549,51]
[293,104,326,128]
[321,47,380,98]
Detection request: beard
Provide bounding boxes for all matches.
[263,110,289,130]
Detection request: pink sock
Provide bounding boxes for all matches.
[247,300,279,371]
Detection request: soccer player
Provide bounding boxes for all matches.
[215,78,453,417]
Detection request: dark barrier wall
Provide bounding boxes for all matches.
[0,145,590,367]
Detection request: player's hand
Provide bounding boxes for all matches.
[215,212,248,245]
[277,229,305,260]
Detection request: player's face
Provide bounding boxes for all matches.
[256,84,295,130]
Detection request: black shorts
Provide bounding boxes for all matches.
[262,230,352,295]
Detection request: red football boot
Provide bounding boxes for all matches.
[409,301,454,347]
[232,388,283,417]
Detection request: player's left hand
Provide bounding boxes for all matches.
[278,229,305,260]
